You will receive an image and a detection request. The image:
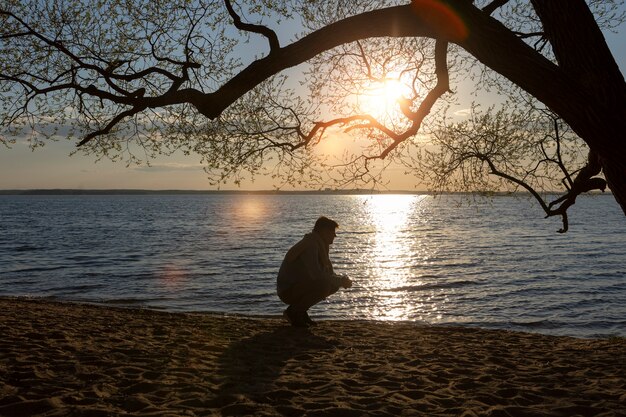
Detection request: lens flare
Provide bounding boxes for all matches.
[411,0,468,41]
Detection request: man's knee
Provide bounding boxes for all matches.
[279,278,338,307]
[278,284,302,306]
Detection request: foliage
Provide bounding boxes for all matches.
[414,102,599,231]
[1,0,625,229]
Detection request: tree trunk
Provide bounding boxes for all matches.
[531,0,626,215]
[448,0,626,215]
[603,158,626,214]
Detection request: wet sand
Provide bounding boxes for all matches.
[1,297,625,416]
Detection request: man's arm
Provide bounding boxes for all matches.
[300,245,352,288]
[299,242,333,282]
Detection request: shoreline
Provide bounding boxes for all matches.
[3,295,621,340]
[1,298,625,416]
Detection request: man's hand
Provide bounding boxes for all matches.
[340,275,352,289]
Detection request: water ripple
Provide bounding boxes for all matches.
[1,193,625,338]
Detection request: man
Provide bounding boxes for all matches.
[277,216,352,327]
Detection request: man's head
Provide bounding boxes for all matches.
[313,216,339,245]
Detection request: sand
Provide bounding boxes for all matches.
[0,298,625,417]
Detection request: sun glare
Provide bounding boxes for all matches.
[361,77,412,119]
[381,79,406,103]
[348,195,445,322]
[360,194,419,320]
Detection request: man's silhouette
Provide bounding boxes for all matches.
[277,216,352,327]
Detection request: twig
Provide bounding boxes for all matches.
[223,0,280,53]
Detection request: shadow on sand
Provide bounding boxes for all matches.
[212,324,335,414]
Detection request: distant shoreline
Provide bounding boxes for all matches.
[0,188,421,196]
[0,189,612,196]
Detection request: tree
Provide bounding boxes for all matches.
[1,0,625,230]
[417,103,603,232]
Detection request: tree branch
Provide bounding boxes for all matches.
[355,40,377,82]
[547,150,607,223]
[223,0,280,53]
[8,1,572,151]
[4,1,618,179]
[77,106,147,147]
[298,39,451,166]
[191,5,445,119]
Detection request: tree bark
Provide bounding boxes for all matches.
[445,0,626,215]
[531,0,626,215]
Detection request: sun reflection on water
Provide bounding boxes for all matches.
[157,262,187,291]
[354,194,441,321]
[233,196,268,222]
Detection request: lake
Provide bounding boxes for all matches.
[1,193,624,338]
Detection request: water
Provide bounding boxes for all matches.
[1,193,625,338]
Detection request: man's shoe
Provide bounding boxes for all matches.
[282,308,294,324]
[283,307,309,328]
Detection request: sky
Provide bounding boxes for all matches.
[1,4,625,191]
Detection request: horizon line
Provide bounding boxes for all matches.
[0,188,612,196]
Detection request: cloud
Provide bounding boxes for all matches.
[453,108,472,117]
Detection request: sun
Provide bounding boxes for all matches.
[381,79,407,103]
[361,77,412,119]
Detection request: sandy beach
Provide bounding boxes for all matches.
[1,298,624,416]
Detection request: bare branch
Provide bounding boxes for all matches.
[77,106,147,147]
[223,0,280,53]
[547,150,607,230]
[549,115,574,188]
[355,41,375,81]
[297,39,450,167]
[374,39,451,159]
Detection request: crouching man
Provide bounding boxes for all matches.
[277,216,352,327]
